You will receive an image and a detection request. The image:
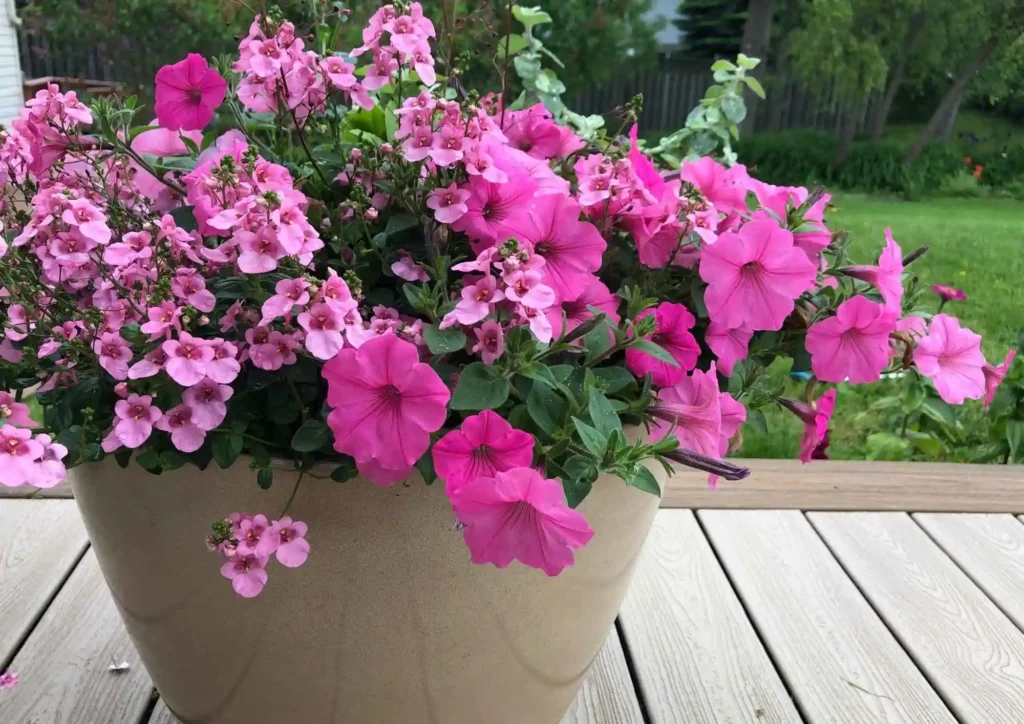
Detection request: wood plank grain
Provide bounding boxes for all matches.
[700,510,956,724]
[559,628,643,724]
[915,514,1024,631]
[810,512,1024,724]
[0,500,89,662]
[619,509,800,723]
[0,551,154,723]
[148,700,175,724]
[664,460,1024,512]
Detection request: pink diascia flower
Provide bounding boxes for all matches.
[0,391,36,428]
[155,404,208,453]
[261,278,311,324]
[323,334,450,485]
[162,333,214,386]
[472,321,505,365]
[0,425,43,487]
[33,434,69,488]
[450,466,594,576]
[182,378,233,430]
[107,394,162,450]
[0,671,17,689]
[391,253,429,283]
[842,228,903,312]
[718,392,746,458]
[266,517,310,568]
[433,410,535,496]
[705,322,752,377]
[426,183,470,224]
[649,364,723,465]
[154,54,228,131]
[93,332,132,380]
[626,302,700,387]
[805,296,895,384]
[983,349,1016,409]
[220,554,268,598]
[780,389,837,463]
[298,303,346,360]
[913,314,986,405]
[699,216,817,331]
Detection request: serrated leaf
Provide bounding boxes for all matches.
[573,417,607,457]
[587,389,622,437]
[451,363,510,411]
[628,466,662,496]
[423,325,466,355]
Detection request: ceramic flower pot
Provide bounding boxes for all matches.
[70,456,664,724]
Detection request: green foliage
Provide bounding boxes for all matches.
[674,0,746,59]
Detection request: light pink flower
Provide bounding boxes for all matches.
[236,513,271,556]
[220,553,269,598]
[154,54,227,131]
[913,314,986,405]
[519,194,606,301]
[103,230,152,267]
[426,183,470,224]
[0,425,43,487]
[472,321,505,365]
[0,672,17,689]
[236,229,284,273]
[323,334,450,485]
[780,389,837,463]
[298,303,346,360]
[699,216,817,331]
[626,302,700,387]
[391,253,429,282]
[155,404,208,452]
[649,364,723,464]
[267,517,310,568]
[983,349,1016,409]
[681,156,749,214]
[450,466,593,576]
[706,322,752,376]
[140,302,182,339]
[433,410,534,496]
[842,228,903,312]
[503,270,555,310]
[111,394,162,449]
[182,378,233,430]
[805,296,895,384]
[0,392,35,428]
[128,347,169,380]
[440,275,504,328]
[93,332,132,380]
[61,199,111,245]
[430,125,465,167]
[162,333,213,386]
[251,331,300,371]
[171,270,216,313]
[206,340,241,384]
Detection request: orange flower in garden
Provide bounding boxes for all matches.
[973,164,983,179]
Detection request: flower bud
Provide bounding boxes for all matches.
[363,207,379,222]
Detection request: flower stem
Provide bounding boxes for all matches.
[280,471,304,517]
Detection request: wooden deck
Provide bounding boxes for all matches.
[2,461,1024,723]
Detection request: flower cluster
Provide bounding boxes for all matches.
[0,2,1012,592]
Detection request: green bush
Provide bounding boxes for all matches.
[937,170,988,197]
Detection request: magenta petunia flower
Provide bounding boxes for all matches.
[451,168,537,247]
[323,334,450,485]
[626,302,700,387]
[450,466,594,576]
[155,404,208,453]
[546,276,621,340]
[649,363,723,464]
[779,389,837,463]
[805,296,896,384]
[680,156,749,214]
[519,194,606,302]
[841,228,904,312]
[982,349,1016,409]
[0,391,36,428]
[705,321,752,377]
[220,553,269,598]
[433,410,535,496]
[913,314,986,405]
[699,215,817,331]
[154,54,228,131]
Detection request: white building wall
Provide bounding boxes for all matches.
[0,0,24,126]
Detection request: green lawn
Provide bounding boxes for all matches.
[740,193,1024,461]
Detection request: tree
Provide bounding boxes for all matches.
[674,0,747,58]
[867,13,925,141]
[737,0,774,133]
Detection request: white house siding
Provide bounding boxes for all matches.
[0,0,23,126]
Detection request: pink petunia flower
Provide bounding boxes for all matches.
[451,168,537,246]
[266,517,310,568]
[450,466,594,576]
[982,349,1016,409]
[913,314,986,405]
[471,321,505,365]
[546,276,621,340]
[154,54,228,131]
[0,425,43,487]
[519,194,606,301]
[93,332,132,380]
[162,333,213,386]
[699,215,817,331]
[433,410,535,496]
[0,391,36,428]
[626,302,700,387]
[649,364,723,464]
[779,389,837,463]
[155,404,208,453]
[805,296,896,384]
[718,392,747,457]
[220,553,269,598]
[110,394,162,449]
[841,228,903,312]
[426,183,470,224]
[705,322,752,377]
[680,156,749,214]
[298,303,346,360]
[182,378,233,430]
[932,284,967,303]
[323,334,450,485]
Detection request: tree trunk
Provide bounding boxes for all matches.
[904,34,1002,163]
[739,0,775,135]
[869,18,925,142]
[766,0,800,132]
[937,88,966,140]
[834,98,861,165]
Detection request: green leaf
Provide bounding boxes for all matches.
[496,33,530,59]
[573,417,607,457]
[628,466,662,496]
[423,325,466,355]
[583,318,614,360]
[710,59,737,72]
[212,433,245,469]
[257,468,274,489]
[451,363,510,411]
[169,206,199,232]
[113,449,133,469]
[527,381,567,435]
[512,5,553,29]
[178,132,200,157]
[592,367,636,395]
[736,53,760,70]
[921,397,956,428]
[291,420,331,452]
[561,313,606,345]
[746,408,768,436]
[720,95,747,124]
[587,389,622,437]
[631,339,679,367]
[135,450,161,472]
[1007,420,1024,462]
[743,76,766,99]
[415,453,436,484]
[513,55,542,80]
[384,213,419,237]
[331,459,358,482]
[160,451,187,471]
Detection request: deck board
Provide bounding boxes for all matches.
[810,512,1024,724]
[562,628,645,724]
[0,551,153,723]
[915,514,1024,631]
[700,509,957,724]
[618,509,800,723]
[0,500,89,664]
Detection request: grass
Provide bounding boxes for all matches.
[740,193,1024,461]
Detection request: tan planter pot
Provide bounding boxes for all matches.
[70,456,663,724]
